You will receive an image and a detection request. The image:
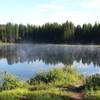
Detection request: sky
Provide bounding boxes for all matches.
[0,0,100,25]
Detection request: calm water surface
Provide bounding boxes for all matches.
[0,44,100,80]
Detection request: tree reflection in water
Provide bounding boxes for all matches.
[0,44,100,66]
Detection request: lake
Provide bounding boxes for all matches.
[0,44,100,80]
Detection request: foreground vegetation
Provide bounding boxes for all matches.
[0,66,83,100]
[84,74,100,100]
[0,66,100,100]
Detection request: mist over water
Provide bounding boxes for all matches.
[0,44,100,80]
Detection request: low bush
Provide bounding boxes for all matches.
[1,73,28,90]
[28,66,82,86]
[85,74,100,91]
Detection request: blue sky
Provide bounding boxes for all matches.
[0,0,100,25]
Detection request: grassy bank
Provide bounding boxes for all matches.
[1,66,100,100]
[84,74,100,100]
[0,66,84,100]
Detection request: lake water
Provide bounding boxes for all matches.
[0,44,100,80]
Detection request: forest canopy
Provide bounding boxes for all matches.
[0,21,100,44]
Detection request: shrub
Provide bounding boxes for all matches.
[29,68,63,84]
[1,73,26,90]
[28,66,81,85]
[85,74,100,90]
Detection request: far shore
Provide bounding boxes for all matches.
[0,43,100,47]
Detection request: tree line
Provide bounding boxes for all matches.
[0,21,100,44]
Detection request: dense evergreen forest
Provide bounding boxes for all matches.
[0,21,100,44]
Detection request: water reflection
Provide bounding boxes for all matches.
[0,44,100,66]
[0,44,100,79]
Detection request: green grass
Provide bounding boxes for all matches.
[2,65,100,100]
[0,88,30,100]
[0,66,83,100]
[0,88,73,100]
[85,74,100,91]
[84,74,100,100]
[29,66,83,86]
[1,73,29,90]
[85,90,100,100]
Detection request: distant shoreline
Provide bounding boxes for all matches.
[0,43,100,47]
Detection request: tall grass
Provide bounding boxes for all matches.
[1,73,29,90]
[85,74,100,100]
[0,88,71,100]
[85,74,100,91]
[28,66,82,86]
[0,66,83,100]
[0,88,30,100]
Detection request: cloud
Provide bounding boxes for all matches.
[82,0,100,8]
[0,10,99,26]
[37,3,66,12]
[33,11,100,25]
[30,0,100,25]
[0,0,100,25]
